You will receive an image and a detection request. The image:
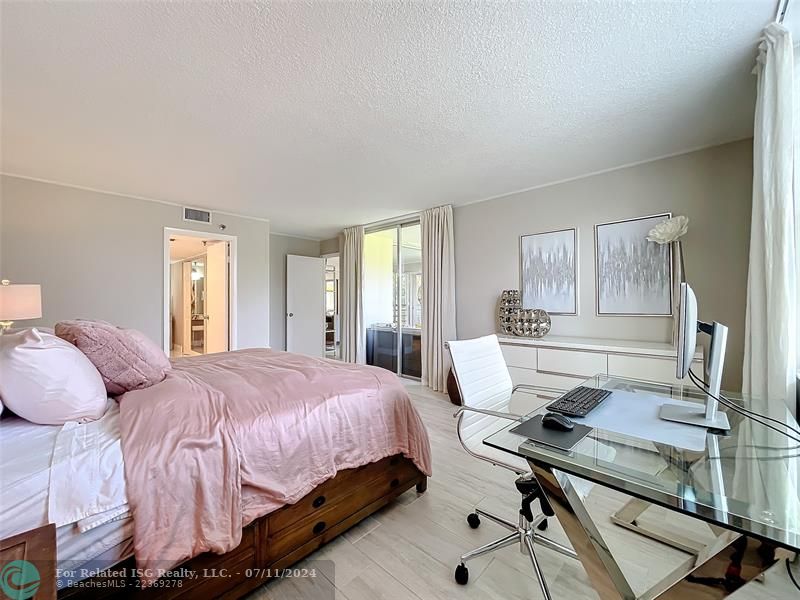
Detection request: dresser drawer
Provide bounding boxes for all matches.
[537,348,607,378]
[507,367,581,396]
[530,371,586,393]
[507,365,540,387]
[607,354,701,386]
[501,344,537,369]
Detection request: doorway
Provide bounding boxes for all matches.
[164,228,237,356]
[363,221,422,378]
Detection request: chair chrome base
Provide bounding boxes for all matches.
[455,506,578,599]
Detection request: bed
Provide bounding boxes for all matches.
[0,404,134,583]
[0,348,430,599]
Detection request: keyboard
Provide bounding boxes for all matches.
[546,386,611,417]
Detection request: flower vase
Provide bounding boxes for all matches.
[671,239,686,344]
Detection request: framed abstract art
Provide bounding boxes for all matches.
[594,213,672,316]
[520,228,577,315]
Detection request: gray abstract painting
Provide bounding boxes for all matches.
[521,228,576,314]
[595,214,672,315]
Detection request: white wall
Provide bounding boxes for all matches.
[320,236,340,256]
[0,175,270,348]
[454,140,753,389]
[269,234,321,351]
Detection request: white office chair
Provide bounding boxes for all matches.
[446,334,579,600]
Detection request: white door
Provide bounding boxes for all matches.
[205,241,229,354]
[286,255,325,356]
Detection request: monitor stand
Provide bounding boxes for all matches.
[659,321,731,431]
[658,403,730,430]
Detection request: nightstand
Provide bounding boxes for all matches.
[0,524,56,599]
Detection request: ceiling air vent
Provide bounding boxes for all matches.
[183,206,212,224]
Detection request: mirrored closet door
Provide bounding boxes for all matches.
[364,221,422,379]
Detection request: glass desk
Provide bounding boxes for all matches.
[484,375,800,599]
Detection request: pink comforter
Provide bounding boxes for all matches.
[118,349,432,579]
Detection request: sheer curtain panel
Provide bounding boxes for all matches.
[742,23,797,416]
[421,205,457,392]
[341,225,365,363]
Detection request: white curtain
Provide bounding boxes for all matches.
[742,23,798,416]
[340,225,365,363]
[421,205,457,392]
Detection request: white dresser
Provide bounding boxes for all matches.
[499,334,703,395]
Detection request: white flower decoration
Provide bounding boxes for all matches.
[647,215,689,244]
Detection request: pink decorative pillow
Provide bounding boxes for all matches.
[0,328,108,424]
[55,320,171,395]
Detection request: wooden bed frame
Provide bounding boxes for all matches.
[59,455,426,599]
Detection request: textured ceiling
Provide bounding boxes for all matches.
[0,1,773,239]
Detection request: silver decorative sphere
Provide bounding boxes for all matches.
[497,291,551,338]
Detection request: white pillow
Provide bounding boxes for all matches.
[0,328,108,425]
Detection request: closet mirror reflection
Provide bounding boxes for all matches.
[191,260,205,316]
[364,221,422,379]
[190,259,206,353]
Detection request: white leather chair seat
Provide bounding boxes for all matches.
[449,335,619,503]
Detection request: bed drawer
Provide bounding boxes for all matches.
[266,457,419,561]
[268,455,415,535]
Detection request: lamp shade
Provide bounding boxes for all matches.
[0,284,42,321]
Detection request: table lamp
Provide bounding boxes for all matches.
[0,279,42,334]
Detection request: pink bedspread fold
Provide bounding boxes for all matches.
[119,349,431,580]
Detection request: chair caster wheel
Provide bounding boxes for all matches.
[467,513,481,529]
[454,563,469,585]
[537,519,548,531]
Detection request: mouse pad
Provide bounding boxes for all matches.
[509,415,593,452]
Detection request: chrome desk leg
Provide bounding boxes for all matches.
[531,462,780,600]
[611,438,727,557]
[651,536,788,600]
[531,464,636,600]
[611,497,707,555]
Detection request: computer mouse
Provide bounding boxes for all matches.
[542,412,574,432]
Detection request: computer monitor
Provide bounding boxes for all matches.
[659,282,731,430]
[676,282,698,380]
